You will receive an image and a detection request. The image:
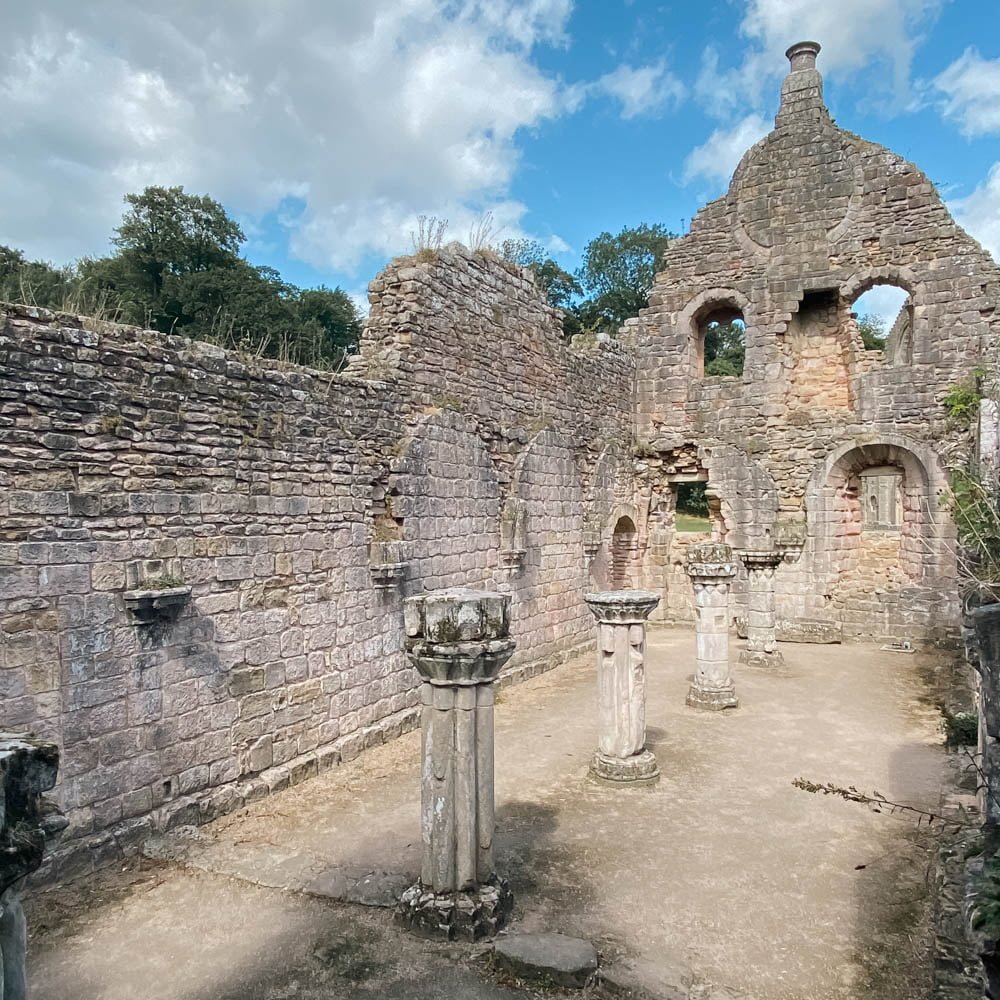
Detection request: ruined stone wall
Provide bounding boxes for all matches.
[0,247,635,878]
[625,45,1000,641]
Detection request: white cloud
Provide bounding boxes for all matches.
[595,60,685,119]
[0,1,577,273]
[934,48,1000,137]
[458,0,573,49]
[683,114,771,186]
[951,163,1000,265]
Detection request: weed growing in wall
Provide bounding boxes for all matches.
[941,707,979,749]
[943,371,985,423]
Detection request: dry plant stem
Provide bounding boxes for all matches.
[792,777,964,832]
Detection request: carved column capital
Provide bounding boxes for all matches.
[686,542,737,583]
[584,590,660,625]
[403,589,515,686]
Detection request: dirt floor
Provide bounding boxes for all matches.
[25,629,959,999]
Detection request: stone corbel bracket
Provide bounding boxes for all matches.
[738,549,784,571]
[499,497,528,573]
[123,586,192,624]
[775,539,805,564]
[370,540,409,592]
[582,528,602,561]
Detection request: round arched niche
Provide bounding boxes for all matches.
[610,515,638,589]
[807,437,953,594]
[394,408,501,590]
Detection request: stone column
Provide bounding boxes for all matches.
[686,543,739,711]
[0,734,66,1000]
[584,591,661,783]
[396,588,515,941]
[738,550,784,667]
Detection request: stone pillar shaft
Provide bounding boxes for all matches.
[686,543,739,711]
[420,681,495,891]
[398,588,515,941]
[585,591,660,783]
[739,550,784,667]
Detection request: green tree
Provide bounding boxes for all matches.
[112,186,245,309]
[857,313,886,351]
[499,239,581,310]
[4,185,360,369]
[295,286,363,364]
[704,320,746,376]
[575,223,675,330]
[0,245,76,309]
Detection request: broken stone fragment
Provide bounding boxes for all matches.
[493,932,599,989]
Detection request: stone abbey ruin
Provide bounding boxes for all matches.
[2,40,1000,989]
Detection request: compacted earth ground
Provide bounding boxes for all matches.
[25,628,960,999]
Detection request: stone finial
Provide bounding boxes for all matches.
[785,41,821,72]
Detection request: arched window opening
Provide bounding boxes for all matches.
[851,283,912,364]
[611,516,638,588]
[696,306,745,377]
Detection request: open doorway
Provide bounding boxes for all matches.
[674,482,712,534]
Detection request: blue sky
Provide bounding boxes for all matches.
[2,1,998,320]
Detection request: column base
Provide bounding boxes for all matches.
[686,684,739,711]
[396,875,513,941]
[740,648,784,667]
[590,749,660,784]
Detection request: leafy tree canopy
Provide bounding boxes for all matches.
[704,320,746,377]
[857,313,886,351]
[499,239,581,310]
[574,223,675,330]
[113,186,245,298]
[2,187,361,369]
